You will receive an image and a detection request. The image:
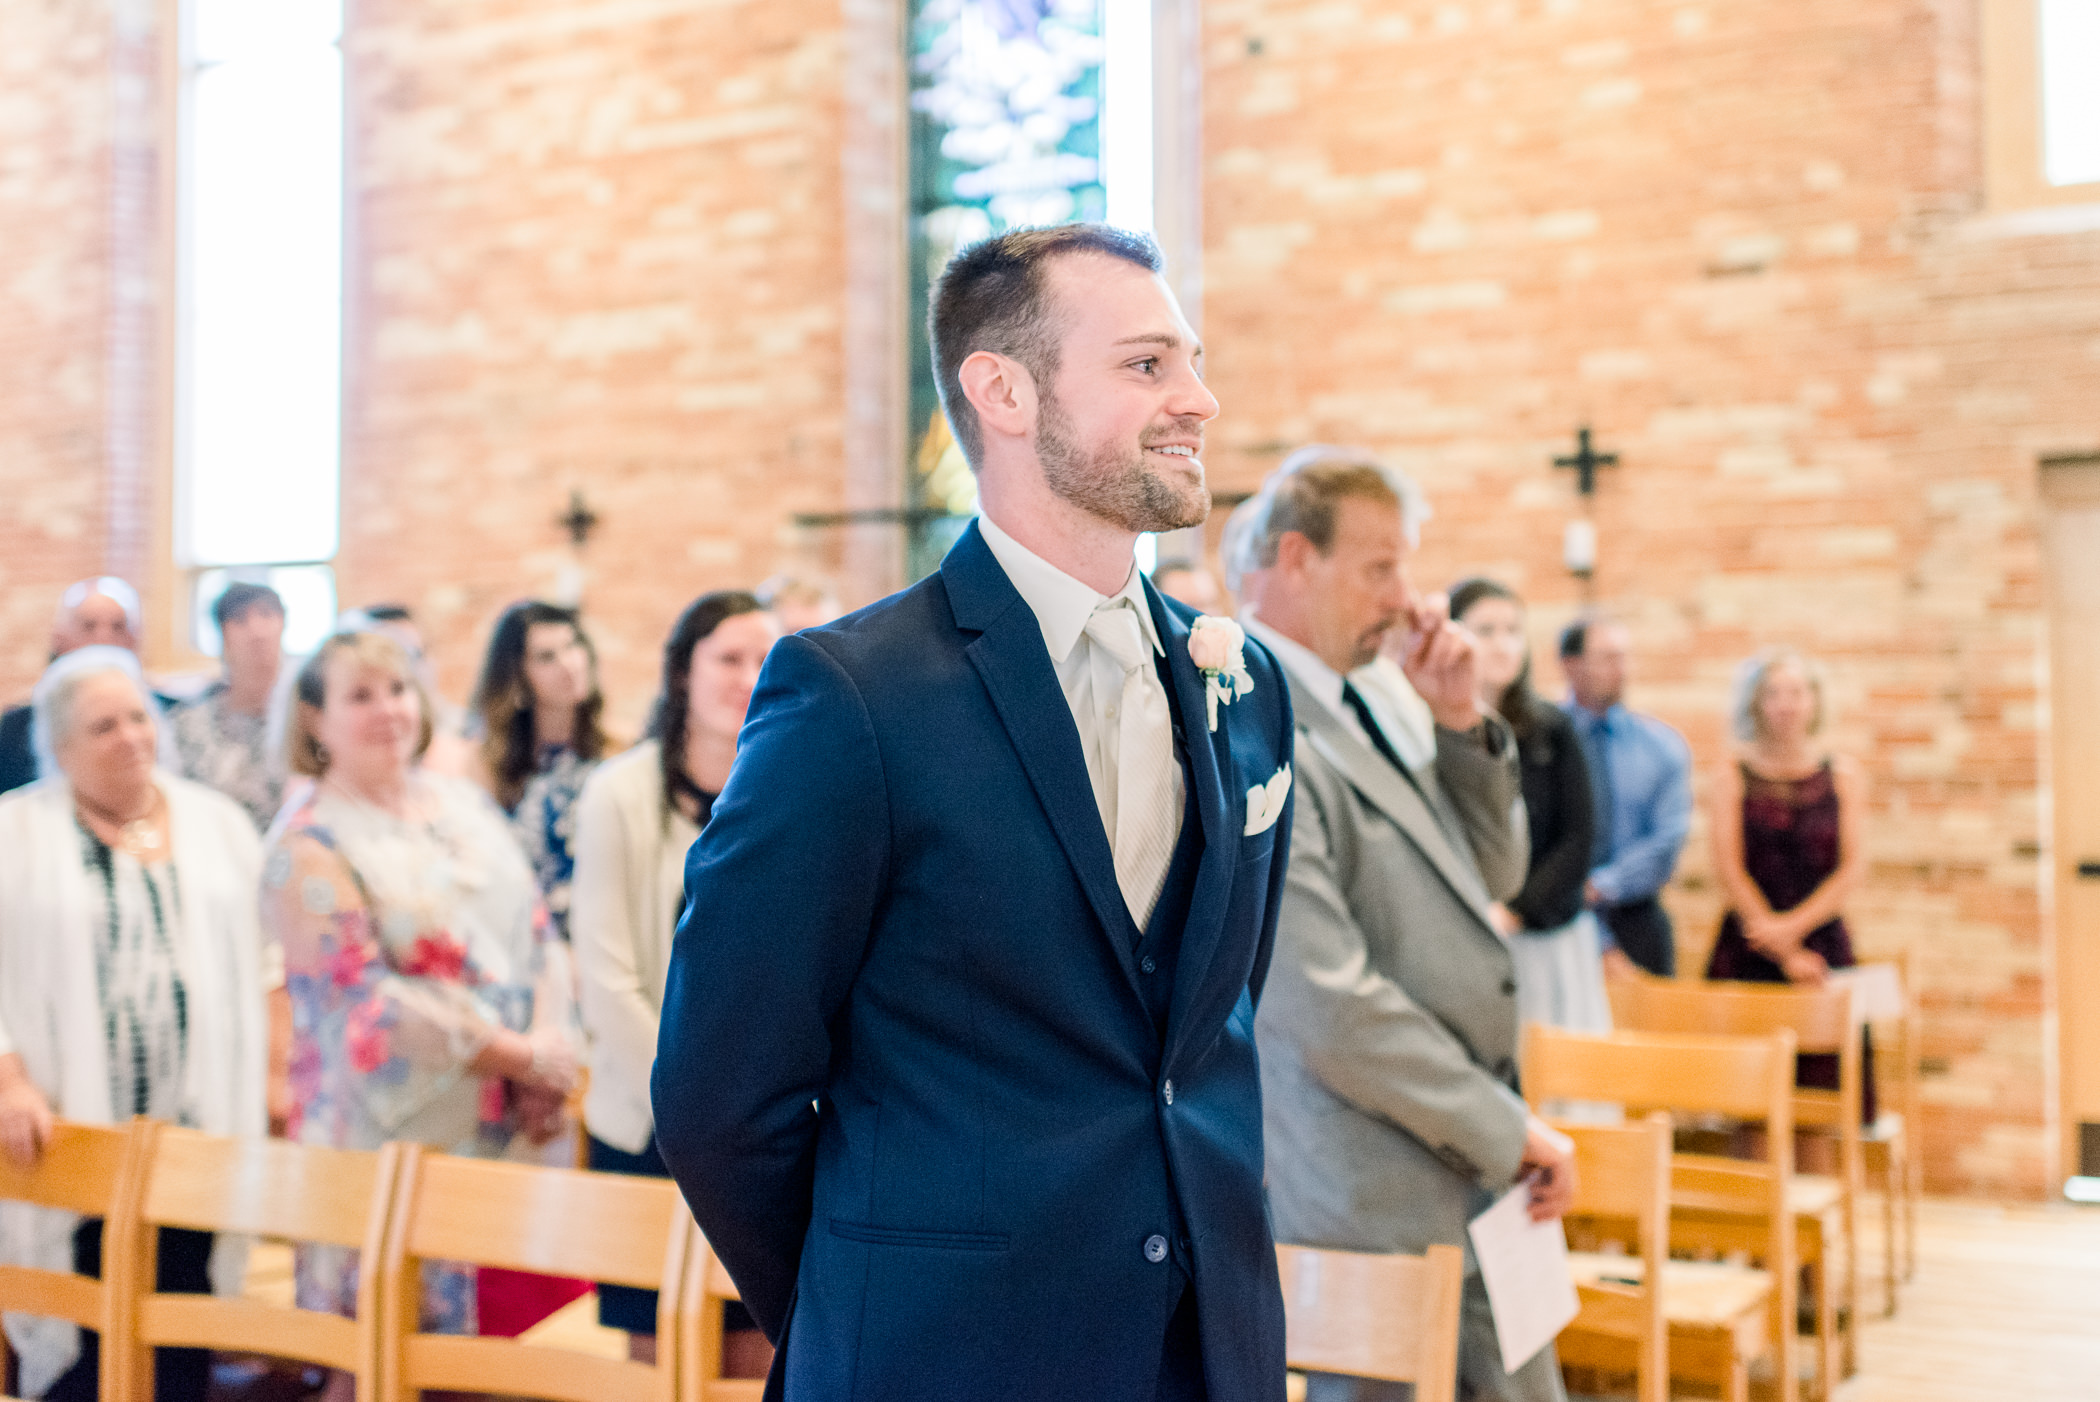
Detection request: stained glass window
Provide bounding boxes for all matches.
[906,0,1153,579]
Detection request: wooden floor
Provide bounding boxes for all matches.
[1839,1197,2100,1402]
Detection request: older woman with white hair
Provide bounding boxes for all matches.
[0,646,267,1402]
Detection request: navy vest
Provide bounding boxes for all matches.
[1127,651,1207,1038]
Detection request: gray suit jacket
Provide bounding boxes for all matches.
[1256,659,1531,1262]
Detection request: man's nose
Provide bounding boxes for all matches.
[1170,368,1220,423]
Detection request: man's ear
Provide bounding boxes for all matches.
[957,350,1037,445]
[1273,530,1318,580]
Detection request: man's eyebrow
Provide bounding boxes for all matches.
[1114,332,1204,356]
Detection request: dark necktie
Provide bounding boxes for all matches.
[1340,680,1412,779]
[1581,711,1616,870]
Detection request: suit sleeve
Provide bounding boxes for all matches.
[1432,715,1529,903]
[1263,759,1530,1188]
[651,635,890,1341]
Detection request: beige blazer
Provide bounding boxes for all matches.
[1255,661,1532,1263]
[571,742,700,1153]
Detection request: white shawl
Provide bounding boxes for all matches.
[0,773,267,1396]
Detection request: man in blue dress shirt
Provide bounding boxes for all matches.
[1558,614,1692,977]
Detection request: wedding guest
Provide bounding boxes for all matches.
[1246,452,1571,1402]
[1451,578,1609,1034]
[468,602,613,942]
[265,629,577,1374]
[171,582,287,831]
[573,592,776,1368]
[755,575,842,634]
[1707,648,1874,1115]
[1560,614,1692,977]
[0,647,267,1402]
[338,603,475,777]
[1151,558,1221,613]
[0,578,166,796]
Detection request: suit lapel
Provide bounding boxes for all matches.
[1296,680,1497,922]
[943,527,1147,1003]
[1147,586,1235,1066]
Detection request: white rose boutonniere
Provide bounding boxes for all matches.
[1187,615,1254,732]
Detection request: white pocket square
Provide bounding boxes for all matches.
[1243,764,1292,837]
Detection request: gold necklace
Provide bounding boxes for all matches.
[78,789,163,859]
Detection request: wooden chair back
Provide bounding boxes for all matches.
[378,1146,688,1402]
[1559,1114,1672,1402]
[1609,974,1861,1131]
[0,1120,141,1402]
[676,1227,764,1402]
[121,1122,400,1402]
[1524,1025,1800,1402]
[1275,1242,1464,1399]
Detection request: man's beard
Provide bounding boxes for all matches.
[1037,393,1211,534]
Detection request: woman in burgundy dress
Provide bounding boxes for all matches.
[1707,647,1874,1117]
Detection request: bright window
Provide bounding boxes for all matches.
[2040,0,2100,187]
[178,0,343,646]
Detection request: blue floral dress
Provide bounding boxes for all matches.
[264,774,562,1335]
[511,744,597,943]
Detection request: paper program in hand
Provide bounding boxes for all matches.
[1466,1179,1580,1375]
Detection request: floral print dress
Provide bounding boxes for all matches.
[510,744,596,943]
[264,772,565,1335]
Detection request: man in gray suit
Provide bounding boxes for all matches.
[1242,448,1576,1402]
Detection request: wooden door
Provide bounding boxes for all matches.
[2042,456,2100,1183]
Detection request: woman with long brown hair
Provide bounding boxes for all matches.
[468,601,613,942]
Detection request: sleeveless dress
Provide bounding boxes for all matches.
[1706,760,1874,1121]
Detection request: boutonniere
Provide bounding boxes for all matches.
[1187,615,1255,732]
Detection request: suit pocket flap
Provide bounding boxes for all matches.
[829,1220,1011,1252]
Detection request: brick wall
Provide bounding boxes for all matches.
[0,0,120,704]
[338,0,881,735]
[1201,0,2100,1196]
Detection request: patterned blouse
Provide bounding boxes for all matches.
[170,682,283,832]
[78,825,191,1124]
[263,773,561,1335]
[511,744,597,943]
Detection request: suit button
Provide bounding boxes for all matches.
[1140,955,1157,974]
[1144,1234,1169,1263]
[1501,978,1517,996]
[1162,1079,1175,1105]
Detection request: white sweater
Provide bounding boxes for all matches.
[571,742,700,1154]
[0,773,267,1394]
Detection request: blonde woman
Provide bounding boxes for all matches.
[264,629,576,1363]
[1706,647,1873,1113]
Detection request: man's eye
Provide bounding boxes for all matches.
[1131,357,1158,375]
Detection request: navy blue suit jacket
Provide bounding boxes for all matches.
[652,523,1295,1401]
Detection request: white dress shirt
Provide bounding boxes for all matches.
[1241,612,1437,770]
[978,513,1184,870]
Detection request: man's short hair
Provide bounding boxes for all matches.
[57,576,143,633]
[213,581,284,630]
[1240,445,1428,571]
[929,223,1164,469]
[1558,611,1618,659]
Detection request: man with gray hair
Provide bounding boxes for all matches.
[0,578,154,796]
[1243,446,1573,1402]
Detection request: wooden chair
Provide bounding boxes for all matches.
[1275,1242,1464,1401]
[1554,1114,1672,1402]
[1611,975,1861,1393]
[1524,1025,1799,1402]
[676,1227,764,1402]
[118,1121,401,1402]
[1846,955,1920,1312]
[377,1146,689,1402]
[0,1121,142,1402]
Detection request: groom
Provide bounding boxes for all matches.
[652,224,1296,1401]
